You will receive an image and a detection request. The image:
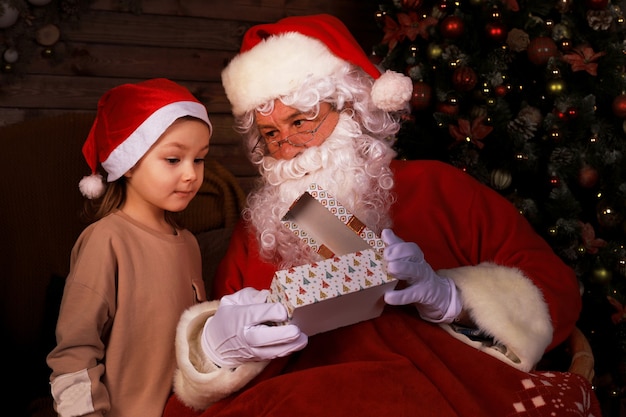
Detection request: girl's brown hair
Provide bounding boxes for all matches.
[82,175,180,229]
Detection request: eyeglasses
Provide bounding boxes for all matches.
[254,110,333,156]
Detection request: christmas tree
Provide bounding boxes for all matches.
[372,0,626,412]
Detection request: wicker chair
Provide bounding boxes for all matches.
[567,326,595,383]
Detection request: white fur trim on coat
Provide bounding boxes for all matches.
[438,262,553,372]
[173,301,269,411]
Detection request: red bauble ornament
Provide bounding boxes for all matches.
[527,37,558,66]
[585,0,609,10]
[410,81,432,111]
[452,66,477,92]
[612,94,626,118]
[435,101,459,116]
[578,165,599,188]
[494,84,508,97]
[369,52,383,65]
[440,16,464,39]
[485,22,507,43]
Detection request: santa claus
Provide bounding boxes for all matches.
[165,14,600,417]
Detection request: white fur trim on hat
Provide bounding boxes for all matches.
[102,101,208,181]
[222,32,349,116]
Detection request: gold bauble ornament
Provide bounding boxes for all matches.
[490,168,513,190]
[427,43,443,60]
[592,267,613,284]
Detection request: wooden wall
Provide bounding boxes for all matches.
[0,0,381,193]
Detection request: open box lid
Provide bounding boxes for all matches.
[281,183,384,258]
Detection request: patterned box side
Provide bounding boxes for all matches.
[267,248,394,318]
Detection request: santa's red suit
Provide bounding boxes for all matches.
[166,159,601,417]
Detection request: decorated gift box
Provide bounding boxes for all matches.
[267,183,397,336]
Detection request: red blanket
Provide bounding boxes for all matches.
[165,160,600,416]
[164,307,601,417]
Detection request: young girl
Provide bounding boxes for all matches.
[47,78,212,417]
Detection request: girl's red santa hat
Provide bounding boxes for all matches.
[221,14,413,116]
[79,78,211,199]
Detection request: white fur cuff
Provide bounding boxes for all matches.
[439,262,553,372]
[173,301,269,410]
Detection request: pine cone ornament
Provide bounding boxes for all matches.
[587,10,613,30]
[550,147,576,166]
[507,117,537,140]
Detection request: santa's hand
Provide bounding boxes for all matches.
[201,288,308,368]
[382,229,462,323]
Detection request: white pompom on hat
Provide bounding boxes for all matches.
[221,14,413,117]
[79,78,211,199]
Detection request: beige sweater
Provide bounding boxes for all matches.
[47,211,205,417]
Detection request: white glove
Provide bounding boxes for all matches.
[382,229,462,323]
[201,287,308,368]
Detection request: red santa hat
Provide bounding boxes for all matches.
[221,14,413,116]
[79,78,211,199]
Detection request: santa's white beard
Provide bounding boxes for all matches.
[245,113,395,269]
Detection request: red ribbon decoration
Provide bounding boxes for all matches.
[562,45,606,76]
[448,116,493,149]
[580,222,607,254]
[608,296,626,325]
[382,12,437,50]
